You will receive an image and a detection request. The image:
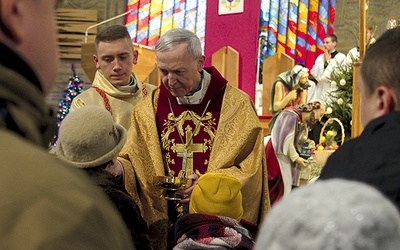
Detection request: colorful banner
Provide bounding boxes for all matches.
[295,0,309,65]
[196,0,207,51]
[172,0,186,28]
[184,0,198,33]
[305,0,319,69]
[160,0,174,36]
[277,0,289,54]
[316,0,329,55]
[125,0,206,49]
[328,0,336,34]
[286,0,300,58]
[258,0,336,69]
[267,0,279,56]
[125,0,139,42]
[260,0,270,38]
[147,0,162,47]
[136,0,151,45]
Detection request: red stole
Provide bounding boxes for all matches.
[156,67,227,176]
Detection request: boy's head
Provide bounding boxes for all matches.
[189,173,243,221]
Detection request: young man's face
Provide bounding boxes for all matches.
[94,37,138,86]
[324,37,337,53]
[156,43,204,97]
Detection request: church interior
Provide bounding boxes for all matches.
[3,0,400,248]
[49,0,400,137]
[46,0,400,180]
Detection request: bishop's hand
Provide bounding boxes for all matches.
[176,174,199,203]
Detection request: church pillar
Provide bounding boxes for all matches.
[351,0,367,137]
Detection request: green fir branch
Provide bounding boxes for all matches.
[325,55,359,143]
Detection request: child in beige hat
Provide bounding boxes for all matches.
[56,106,150,249]
[174,172,255,249]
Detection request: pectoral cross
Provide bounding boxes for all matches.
[172,127,207,175]
[177,148,193,172]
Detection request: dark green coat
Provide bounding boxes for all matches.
[0,43,134,250]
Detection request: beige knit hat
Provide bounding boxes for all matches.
[189,173,243,221]
[56,106,127,168]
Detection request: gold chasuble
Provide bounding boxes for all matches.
[71,70,157,130]
[118,67,270,250]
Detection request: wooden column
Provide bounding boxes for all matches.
[359,0,367,61]
[351,62,363,137]
[211,46,239,88]
[351,0,366,138]
[262,52,294,116]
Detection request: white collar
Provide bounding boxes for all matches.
[177,70,211,105]
[115,75,138,93]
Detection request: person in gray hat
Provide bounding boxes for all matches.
[57,105,150,250]
[254,179,400,250]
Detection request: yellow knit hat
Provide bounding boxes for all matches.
[189,173,243,221]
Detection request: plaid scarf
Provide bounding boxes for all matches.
[174,214,255,249]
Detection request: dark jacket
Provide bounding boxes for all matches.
[319,111,400,211]
[0,42,133,249]
[84,168,151,250]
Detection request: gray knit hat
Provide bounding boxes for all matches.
[255,179,400,250]
[56,106,127,168]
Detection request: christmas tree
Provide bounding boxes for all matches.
[51,64,83,146]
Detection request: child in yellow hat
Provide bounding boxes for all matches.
[174,173,255,249]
